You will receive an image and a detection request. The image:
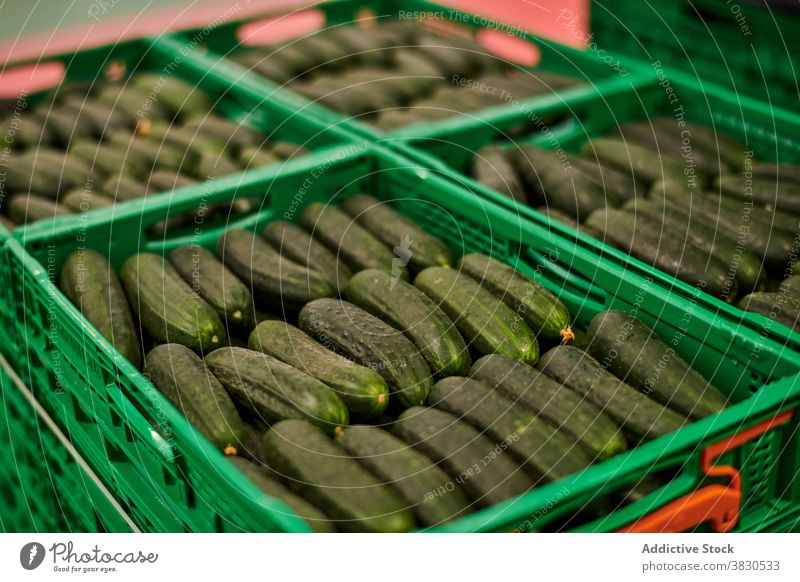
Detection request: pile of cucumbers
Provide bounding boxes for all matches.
[58,191,729,531]
[0,73,306,231]
[231,20,580,130]
[471,118,800,330]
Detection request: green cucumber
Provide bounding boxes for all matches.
[715,174,800,214]
[340,194,454,271]
[751,162,800,185]
[183,114,261,152]
[248,320,389,420]
[568,155,645,202]
[8,193,72,224]
[131,74,212,119]
[336,425,472,526]
[170,245,254,329]
[103,175,147,201]
[345,269,470,376]
[778,276,800,302]
[263,419,415,532]
[472,145,527,204]
[538,346,687,441]
[739,292,800,331]
[205,347,348,432]
[586,208,735,299]
[298,299,433,408]
[144,343,242,454]
[470,355,626,460]
[228,457,334,532]
[6,149,90,197]
[62,189,114,214]
[120,253,225,351]
[393,406,533,508]
[60,249,141,368]
[217,229,336,311]
[262,220,352,293]
[429,377,594,481]
[269,142,309,161]
[586,311,728,419]
[299,203,408,279]
[582,137,701,186]
[414,266,539,364]
[458,253,575,343]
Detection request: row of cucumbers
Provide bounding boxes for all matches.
[472,117,800,329]
[59,192,729,531]
[231,19,579,130]
[1,72,306,232]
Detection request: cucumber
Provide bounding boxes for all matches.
[715,174,800,214]
[624,198,766,294]
[103,174,147,202]
[60,249,141,368]
[586,310,728,419]
[170,245,254,330]
[429,377,594,481]
[469,355,626,460]
[778,276,800,302]
[120,253,225,351]
[709,192,799,233]
[205,347,348,432]
[248,320,389,420]
[739,292,800,331]
[238,145,279,169]
[345,269,470,376]
[69,140,147,178]
[340,194,454,271]
[298,299,433,408]
[96,84,169,122]
[393,407,533,507]
[194,150,241,179]
[585,208,735,299]
[582,137,700,186]
[414,267,539,364]
[538,346,687,441]
[299,203,408,280]
[537,205,580,228]
[751,162,800,185]
[40,108,94,146]
[8,193,72,224]
[228,457,334,533]
[6,149,89,197]
[131,74,212,119]
[183,114,261,152]
[144,344,243,454]
[147,170,196,193]
[568,155,645,202]
[269,142,309,161]
[262,220,352,293]
[263,420,415,532]
[61,188,114,214]
[216,229,336,311]
[61,97,133,137]
[472,145,527,204]
[679,121,749,170]
[457,253,574,343]
[336,425,472,526]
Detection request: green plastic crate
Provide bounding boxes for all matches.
[7,144,800,532]
[0,354,135,532]
[393,68,800,354]
[170,0,652,142]
[591,0,800,111]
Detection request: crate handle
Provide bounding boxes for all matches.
[0,61,65,100]
[236,9,325,46]
[524,245,608,314]
[618,409,794,533]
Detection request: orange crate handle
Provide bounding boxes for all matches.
[618,409,794,533]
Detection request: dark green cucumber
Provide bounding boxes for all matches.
[269,142,309,161]
[238,145,279,169]
[262,220,352,293]
[568,155,645,202]
[205,347,348,432]
[217,229,336,311]
[263,420,415,533]
[709,192,799,233]
[8,193,72,224]
[131,74,212,119]
[61,188,114,214]
[6,148,90,197]
[414,267,539,364]
[248,320,389,420]
[298,299,433,408]
[582,137,701,186]
[751,162,800,185]
[538,346,687,441]
[340,194,454,272]
[60,249,141,368]
[183,114,261,152]
[715,174,800,214]
[393,407,533,508]
[457,253,575,343]
[228,457,334,532]
[585,208,734,299]
[739,292,800,331]
[586,310,728,419]
[472,145,527,204]
[96,84,169,122]
[344,269,470,376]
[624,198,766,294]
[299,203,408,280]
[778,276,800,302]
[170,245,254,329]
[120,253,225,351]
[678,120,750,170]
[470,355,626,460]
[103,175,147,201]
[193,150,241,179]
[429,377,593,481]
[336,425,472,526]
[144,344,242,453]
[62,97,133,137]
